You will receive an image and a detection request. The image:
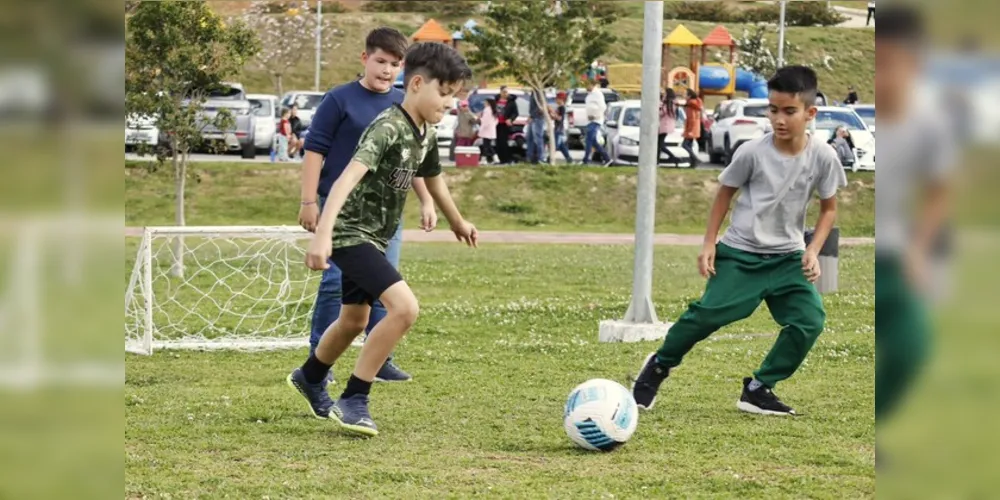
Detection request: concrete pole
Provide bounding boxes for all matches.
[314,0,322,91]
[777,1,787,68]
[622,0,663,325]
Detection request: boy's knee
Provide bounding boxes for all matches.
[799,310,826,338]
[341,315,369,334]
[391,299,419,328]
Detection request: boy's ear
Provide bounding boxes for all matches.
[408,74,423,92]
[806,105,818,121]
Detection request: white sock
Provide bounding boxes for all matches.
[748,379,764,392]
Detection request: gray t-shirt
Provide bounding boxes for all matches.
[719,133,847,254]
[875,103,956,255]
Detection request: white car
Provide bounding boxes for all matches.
[604,100,698,167]
[706,98,771,164]
[814,106,875,171]
[247,93,280,152]
[436,96,458,147]
[279,90,326,128]
[849,104,875,135]
[125,113,159,149]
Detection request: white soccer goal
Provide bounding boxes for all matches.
[125,225,325,355]
[0,215,123,388]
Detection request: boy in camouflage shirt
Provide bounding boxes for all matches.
[287,42,476,437]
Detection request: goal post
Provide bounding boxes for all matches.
[125,225,330,355]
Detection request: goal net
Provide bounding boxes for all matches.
[125,226,323,355]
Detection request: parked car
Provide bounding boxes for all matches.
[706,98,771,164]
[125,113,159,150]
[194,82,256,159]
[247,93,280,153]
[849,103,875,135]
[567,87,621,147]
[279,90,325,128]
[814,106,875,171]
[436,96,458,148]
[603,100,698,167]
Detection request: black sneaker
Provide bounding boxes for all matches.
[334,394,378,437]
[736,377,797,416]
[632,352,670,410]
[286,368,340,420]
[374,360,412,383]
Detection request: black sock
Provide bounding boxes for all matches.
[301,353,332,384]
[341,374,372,399]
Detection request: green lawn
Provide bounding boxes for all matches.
[126,243,875,498]
[125,162,876,236]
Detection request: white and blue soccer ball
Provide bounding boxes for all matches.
[563,378,639,451]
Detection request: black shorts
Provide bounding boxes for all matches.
[330,243,404,306]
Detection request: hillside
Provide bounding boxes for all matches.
[218,2,874,102]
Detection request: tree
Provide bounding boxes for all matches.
[126,1,259,276]
[464,0,617,164]
[239,1,341,96]
[734,23,797,78]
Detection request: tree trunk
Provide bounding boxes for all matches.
[170,140,186,278]
[275,73,284,99]
[531,87,558,165]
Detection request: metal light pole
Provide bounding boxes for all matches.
[777,0,787,67]
[622,0,664,324]
[314,0,322,91]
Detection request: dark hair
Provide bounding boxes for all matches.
[662,88,677,118]
[485,98,498,116]
[875,4,926,45]
[767,65,819,106]
[402,42,473,90]
[365,27,408,60]
[685,88,698,100]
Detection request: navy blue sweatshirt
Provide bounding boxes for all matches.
[304,81,404,197]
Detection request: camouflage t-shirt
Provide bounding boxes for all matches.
[334,104,442,252]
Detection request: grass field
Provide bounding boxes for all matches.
[125,162,876,236]
[126,243,875,498]
[216,3,875,103]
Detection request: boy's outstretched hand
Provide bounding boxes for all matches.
[420,203,438,232]
[304,234,332,271]
[802,250,821,283]
[452,220,478,248]
[698,242,716,278]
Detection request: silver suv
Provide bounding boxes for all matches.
[194,82,256,159]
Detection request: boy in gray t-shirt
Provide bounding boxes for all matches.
[632,66,847,416]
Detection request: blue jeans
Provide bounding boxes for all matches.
[555,131,572,163]
[526,119,546,164]
[309,197,404,356]
[583,122,607,164]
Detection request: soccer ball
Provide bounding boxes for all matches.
[563,378,639,451]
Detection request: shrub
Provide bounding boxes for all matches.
[361,0,479,16]
[663,1,734,23]
[664,1,846,27]
[784,2,848,27]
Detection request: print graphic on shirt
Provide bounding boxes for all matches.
[388,168,416,191]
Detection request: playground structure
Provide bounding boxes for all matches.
[604,24,770,99]
[661,23,769,99]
